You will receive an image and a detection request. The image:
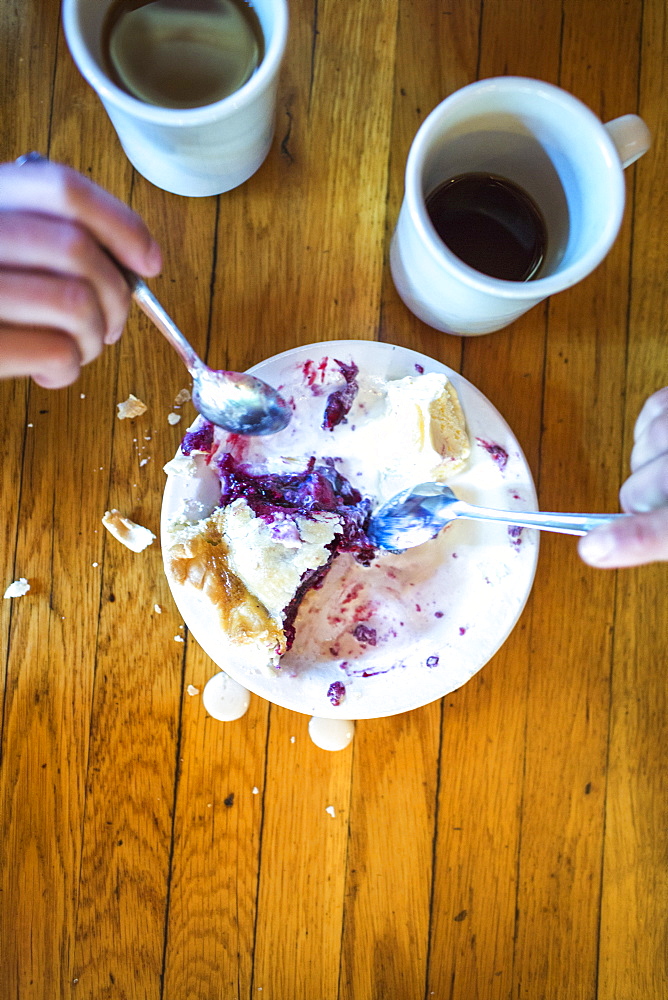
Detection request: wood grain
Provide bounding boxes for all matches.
[598,0,668,995]
[0,1,666,999]
[511,3,646,997]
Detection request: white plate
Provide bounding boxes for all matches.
[161,340,539,719]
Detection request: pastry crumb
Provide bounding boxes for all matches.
[186,684,200,696]
[117,394,147,420]
[154,604,162,614]
[4,578,30,599]
[102,509,155,552]
[174,388,191,405]
[163,453,197,478]
[167,412,181,425]
[325,805,336,818]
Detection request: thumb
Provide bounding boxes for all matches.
[578,508,668,568]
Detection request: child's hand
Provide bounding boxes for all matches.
[579,387,668,567]
[0,159,162,388]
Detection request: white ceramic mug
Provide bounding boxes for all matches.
[390,77,651,335]
[62,0,288,197]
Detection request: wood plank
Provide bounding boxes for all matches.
[380,0,479,371]
[338,5,480,992]
[598,0,668,994]
[0,0,61,161]
[161,649,268,1000]
[461,0,565,466]
[340,706,441,1000]
[427,648,531,1000]
[0,0,59,747]
[160,3,327,994]
[212,0,398,375]
[417,3,562,997]
[252,705,354,1000]
[250,4,401,995]
[40,16,217,997]
[511,1,644,997]
[0,3,90,997]
[0,373,119,998]
[204,0,318,373]
[364,4,482,996]
[67,191,219,997]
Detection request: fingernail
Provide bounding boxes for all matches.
[104,325,124,346]
[579,528,615,565]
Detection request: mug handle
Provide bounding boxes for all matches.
[605,114,651,168]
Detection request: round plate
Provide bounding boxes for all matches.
[161,340,539,719]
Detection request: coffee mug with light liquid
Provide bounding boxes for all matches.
[62,0,288,197]
[390,77,651,335]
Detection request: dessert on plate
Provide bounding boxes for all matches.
[163,355,470,673]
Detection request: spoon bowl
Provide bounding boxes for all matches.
[190,363,293,436]
[130,275,292,435]
[368,481,628,552]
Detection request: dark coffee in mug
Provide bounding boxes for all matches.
[103,0,264,109]
[425,173,548,282]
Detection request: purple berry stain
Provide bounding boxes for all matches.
[361,666,394,678]
[476,438,508,471]
[181,421,215,457]
[426,655,439,667]
[302,357,329,386]
[322,360,359,430]
[459,626,467,636]
[508,525,524,548]
[353,623,377,646]
[327,680,346,706]
[414,363,425,374]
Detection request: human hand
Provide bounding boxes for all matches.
[579,387,668,567]
[0,159,162,388]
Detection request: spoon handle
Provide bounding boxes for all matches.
[125,272,203,375]
[454,504,629,536]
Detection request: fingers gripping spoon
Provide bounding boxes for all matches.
[16,151,291,436]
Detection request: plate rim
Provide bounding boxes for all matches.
[161,339,539,718]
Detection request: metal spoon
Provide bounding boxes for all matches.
[16,151,291,436]
[128,273,291,435]
[367,481,629,552]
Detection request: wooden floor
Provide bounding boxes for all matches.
[1,1,666,997]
